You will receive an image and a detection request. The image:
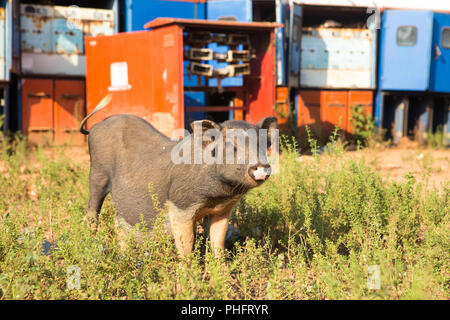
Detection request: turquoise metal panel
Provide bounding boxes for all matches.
[20,5,52,54]
[301,27,375,89]
[52,18,83,55]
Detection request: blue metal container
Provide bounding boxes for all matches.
[379,10,434,91]
[430,13,450,93]
[206,0,251,87]
[379,10,450,93]
[123,0,206,32]
[206,0,251,22]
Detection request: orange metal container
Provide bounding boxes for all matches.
[54,80,86,145]
[297,90,373,140]
[275,87,290,134]
[346,90,373,134]
[297,90,322,139]
[85,18,280,137]
[322,90,348,135]
[21,79,54,145]
[21,78,86,145]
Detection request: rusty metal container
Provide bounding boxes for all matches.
[300,27,376,89]
[20,4,115,76]
[85,18,280,137]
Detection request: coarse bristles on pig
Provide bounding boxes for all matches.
[82,113,277,257]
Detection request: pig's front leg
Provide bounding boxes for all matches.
[209,210,232,257]
[167,202,196,258]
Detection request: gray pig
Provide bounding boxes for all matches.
[80,96,277,257]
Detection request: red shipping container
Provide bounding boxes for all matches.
[85,18,280,137]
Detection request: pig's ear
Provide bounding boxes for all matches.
[191,120,220,133]
[257,116,278,131]
[257,116,278,147]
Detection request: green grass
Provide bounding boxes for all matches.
[0,136,448,300]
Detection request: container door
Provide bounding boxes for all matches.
[275,0,289,86]
[54,80,85,145]
[379,10,433,91]
[322,91,348,135]
[430,13,450,93]
[0,5,5,80]
[297,90,321,138]
[288,2,301,88]
[21,79,54,144]
[347,91,373,134]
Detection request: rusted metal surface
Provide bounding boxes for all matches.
[20,4,115,76]
[301,27,376,89]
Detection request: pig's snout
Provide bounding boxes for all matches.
[248,164,271,182]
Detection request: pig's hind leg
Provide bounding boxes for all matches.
[87,166,111,230]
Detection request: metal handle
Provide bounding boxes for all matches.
[328,103,346,108]
[27,92,50,99]
[61,94,83,100]
[435,45,442,60]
